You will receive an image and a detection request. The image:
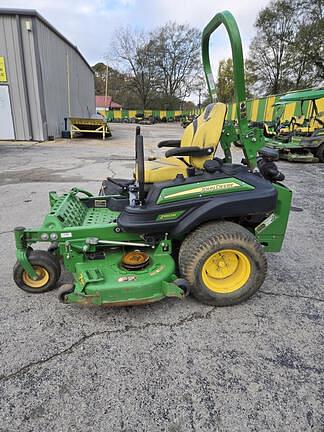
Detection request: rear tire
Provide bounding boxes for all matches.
[179,221,267,306]
[315,143,324,162]
[47,244,61,279]
[13,250,60,294]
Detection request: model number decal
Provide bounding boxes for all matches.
[94,199,106,208]
[61,232,72,238]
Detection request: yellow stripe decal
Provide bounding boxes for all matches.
[163,182,241,200]
[264,96,276,121]
[251,99,259,122]
[283,102,296,121]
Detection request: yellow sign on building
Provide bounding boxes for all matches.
[0,56,7,82]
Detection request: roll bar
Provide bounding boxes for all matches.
[202,10,246,120]
[202,10,264,170]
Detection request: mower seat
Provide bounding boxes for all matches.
[297,112,324,134]
[144,103,227,183]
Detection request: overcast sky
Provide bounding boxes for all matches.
[0,0,270,99]
[0,0,270,62]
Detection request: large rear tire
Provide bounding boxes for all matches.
[179,221,267,306]
[315,143,324,163]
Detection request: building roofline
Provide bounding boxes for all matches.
[0,8,94,74]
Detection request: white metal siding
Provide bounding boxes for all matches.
[0,11,95,140]
[19,17,45,140]
[0,15,31,140]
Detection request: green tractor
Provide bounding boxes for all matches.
[265,88,324,162]
[12,11,292,307]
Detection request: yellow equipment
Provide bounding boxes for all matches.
[294,112,324,135]
[144,103,227,183]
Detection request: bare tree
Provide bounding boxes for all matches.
[150,22,201,108]
[113,28,157,109]
[248,0,323,96]
[111,22,201,109]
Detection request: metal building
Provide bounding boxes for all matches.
[0,9,95,141]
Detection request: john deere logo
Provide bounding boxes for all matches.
[157,178,254,204]
[201,182,239,193]
[165,182,240,199]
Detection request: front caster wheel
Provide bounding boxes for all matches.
[58,284,74,303]
[174,278,190,296]
[13,250,60,294]
[179,221,267,306]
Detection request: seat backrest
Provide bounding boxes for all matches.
[312,112,324,130]
[189,103,227,169]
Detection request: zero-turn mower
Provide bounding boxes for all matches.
[13,11,292,307]
[265,88,324,162]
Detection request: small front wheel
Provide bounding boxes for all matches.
[13,250,60,294]
[179,221,267,306]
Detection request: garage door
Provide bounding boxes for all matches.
[0,85,15,139]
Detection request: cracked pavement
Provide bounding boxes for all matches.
[0,123,323,432]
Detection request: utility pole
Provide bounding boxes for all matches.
[104,62,109,113]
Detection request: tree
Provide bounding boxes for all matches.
[150,22,201,109]
[216,58,255,103]
[248,0,323,95]
[92,62,107,95]
[92,62,142,108]
[216,59,235,103]
[248,0,297,95]
[112,28,157,109]
[292,0,324,87]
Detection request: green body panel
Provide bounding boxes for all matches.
[267,135,322,150]
[157,178,254,205]
[294,100,309,117]
[257,98,267,122]
[265,138,318,162]
[64,242,183,306]
[255,183,292,252]
[246,100,252,120]
[220,123,237,162]
[226,103,233,121]
[280,88,324,103]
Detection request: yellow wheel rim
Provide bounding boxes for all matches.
[22,266,49,288]
[202,249,251,293]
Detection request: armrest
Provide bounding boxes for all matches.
[165,146,214,158]
[157,140,181,148]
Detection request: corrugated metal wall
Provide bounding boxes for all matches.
[0,11,95,141]
[0,15,31,140]
[19,16,45,140]
[35,19,95,138]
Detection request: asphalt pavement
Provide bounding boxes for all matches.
[0,123,323,432]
